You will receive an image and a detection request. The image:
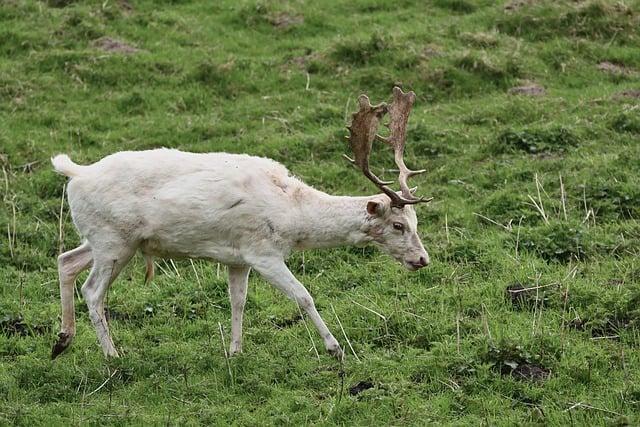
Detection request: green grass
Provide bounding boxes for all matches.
[1,0,640,424]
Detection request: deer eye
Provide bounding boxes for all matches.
[392,222,405,232]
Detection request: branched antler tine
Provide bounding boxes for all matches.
[384,86,429,202]
[345,94,398,189]
[342,154,356,164]
[375,134,389,143]
[362,168,396,190]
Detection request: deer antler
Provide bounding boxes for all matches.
[345,95,405,206]
[346,87,432,208]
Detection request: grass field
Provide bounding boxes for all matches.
[1,0,640,424]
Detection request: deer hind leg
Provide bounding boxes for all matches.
[228,265,251,355]
[143,254,155,284]
[52,241,93,359]
[81,244,135,358]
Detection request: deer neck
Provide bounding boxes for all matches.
[294,191,374,250]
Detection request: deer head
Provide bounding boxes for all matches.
[345,86,431,270]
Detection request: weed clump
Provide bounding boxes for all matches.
[443,238,487,265]
[610,113,640,134]
[236,2,270,26]
[236,2,303,31]
[332,33,389,66]
[191,60,240,97]
[520,221,589,262]
[0,314,49,336]
[434,0,476,14]
[506,283,551,310]
[56,11,104,43]
[568,286,640,338]
[483,341,551,381]
[0,77,30,104]
[117,92,148,114]
[365,314,435,350]
[479,190,536,225]
[580,181,640,220]
[454,53,520,84]
[492,127,579,154]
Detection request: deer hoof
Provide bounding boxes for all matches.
[51,332,73,360]
[327,344,344,360]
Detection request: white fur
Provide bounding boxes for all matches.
[52,149,429,359]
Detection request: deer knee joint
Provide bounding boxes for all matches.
[298,295,313,310]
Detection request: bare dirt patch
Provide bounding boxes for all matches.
[93,37,140,54]
[509,83,546,96]
[504,0,535,12]
[0,314,49,336]
[614,89,640,99]
[511,363,550,381]
[270,313,303,328]
[597,61,634,75]
[607,278,624,287]
[117,0,134,14]
[268,12,304,29]
[349,380,374,396]
[421,45,442,59]
[46,0,77,7]
[506,283,550,308]
[285,52,319,70]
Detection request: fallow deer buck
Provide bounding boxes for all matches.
[51,86,431,360]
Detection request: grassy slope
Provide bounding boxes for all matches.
[1,0,640,424]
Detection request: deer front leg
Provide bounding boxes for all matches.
[250,257,343,359]
[228,265,251,355]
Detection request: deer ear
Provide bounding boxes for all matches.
[366,199,388,216]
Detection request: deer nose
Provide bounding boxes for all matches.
[409,256,429,269]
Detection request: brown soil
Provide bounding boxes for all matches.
[511,363,550,381]
[93,37,140,54]
[506,283,544,308]
[504,0,536,12]
[271,313,303,328]
[0,314,48,336]
[597,61,634,75]
[509,84,546,96]
[421,45,442,59]
[268,13,304,29]
[349,380,374,395]
[615,89,640,99]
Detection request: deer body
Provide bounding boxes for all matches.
[51,87,431,360]
[62,149,384,261]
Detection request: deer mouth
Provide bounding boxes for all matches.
[404,261,422,271]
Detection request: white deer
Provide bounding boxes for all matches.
[51,87,431,360]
